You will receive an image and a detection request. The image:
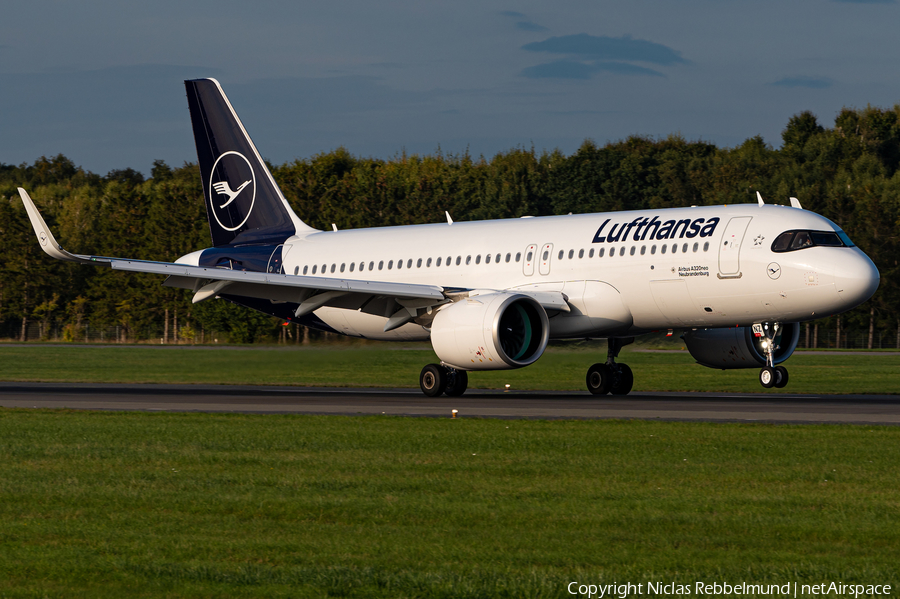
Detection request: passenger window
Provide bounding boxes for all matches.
[388,260,394,269]
[588,249,594,258]
[331,264,336,273]
[568,249,574,259]
[693,242,699,252]
[436,257,442,266]
[466,255,472,265]
[294,266,299,275]
[650,245,656,255]
[302,266,308,275]
[322,264,326,273]
[526,251,533,262]
[619,247,625,256]
[578,249,584,258]
[671,244,678,253]
[456,256,461,266]
[312,265,317,274]
[475,255,481,265]
[598,248,605,257]
[630,246,636,256]
[340,263,346,272]
[349,263,354,272]
[397,259,403,269]
[485,254,491,264]
[407,259,412,268]
[516,252,521,262]
[378,260,384,270]
[557,250,563,260]
[369,261,374,270]
[506,253,511,263]
[359,262,365,271]
[426,258,431,267]
[417,258,422,268]
[640,246,646,255]
[661,245,667,254]
[682,243,688,253]
[609,247,615,258]
[703,242,709,252]
[495,253,501,263]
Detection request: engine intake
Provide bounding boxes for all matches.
[430,293,549,370]
[683,323,800,369]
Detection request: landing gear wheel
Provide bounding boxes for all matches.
[759,366,776,389]
[774,366,789,388]
[586,363,613,395]
[420,364,447,397]
[444,370,468,397]
[610,363,634,396]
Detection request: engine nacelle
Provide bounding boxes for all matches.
[430,293,549,371]
[683,323,801,369]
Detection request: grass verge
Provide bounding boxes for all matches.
[0,410,898,597]
[0,343,897,393]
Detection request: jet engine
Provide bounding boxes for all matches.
[430,293,549,370]
[682,323,801,369]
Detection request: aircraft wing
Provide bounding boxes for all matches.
[19,187,568,327]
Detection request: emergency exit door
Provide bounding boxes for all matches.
[539,243,553,276]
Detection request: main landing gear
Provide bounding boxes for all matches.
[420,364,469,397]
[756,322,789,389]
[586,337,635,395]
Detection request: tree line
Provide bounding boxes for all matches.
[0,106,898,347]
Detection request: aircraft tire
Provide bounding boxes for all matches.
[444,369,468,397]
[420,364,448,397]
[759,366,776,388]
[774,365,789,388]
[610,363,634,396]
[586,363,613,395]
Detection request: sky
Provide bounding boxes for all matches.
[2,0,899,176]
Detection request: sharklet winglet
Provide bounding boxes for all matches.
[17,188,105,266]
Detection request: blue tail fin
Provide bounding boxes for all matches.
[184,78,317,247]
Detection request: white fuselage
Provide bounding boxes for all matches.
[266,203,878,341]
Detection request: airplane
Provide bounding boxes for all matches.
[17,78,880,397]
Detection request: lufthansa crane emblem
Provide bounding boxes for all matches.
[209,151,256,232]
[767,262,781,280]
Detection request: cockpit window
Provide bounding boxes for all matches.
[809,231,842,247]
[791,231,813,250]
[771,229,854,252]
[772,231,793,251]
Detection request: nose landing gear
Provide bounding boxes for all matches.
[755,322,789,389]
[586,337,635,395]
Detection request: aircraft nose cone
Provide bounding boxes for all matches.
[834,248,880,308]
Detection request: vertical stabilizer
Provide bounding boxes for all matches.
[185,78,317,246]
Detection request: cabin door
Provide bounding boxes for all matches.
[718,217,752,278]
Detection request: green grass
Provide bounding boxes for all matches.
[0,343,897,394]
[0,410,898,597]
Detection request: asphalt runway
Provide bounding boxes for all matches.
[0,382,898,424]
